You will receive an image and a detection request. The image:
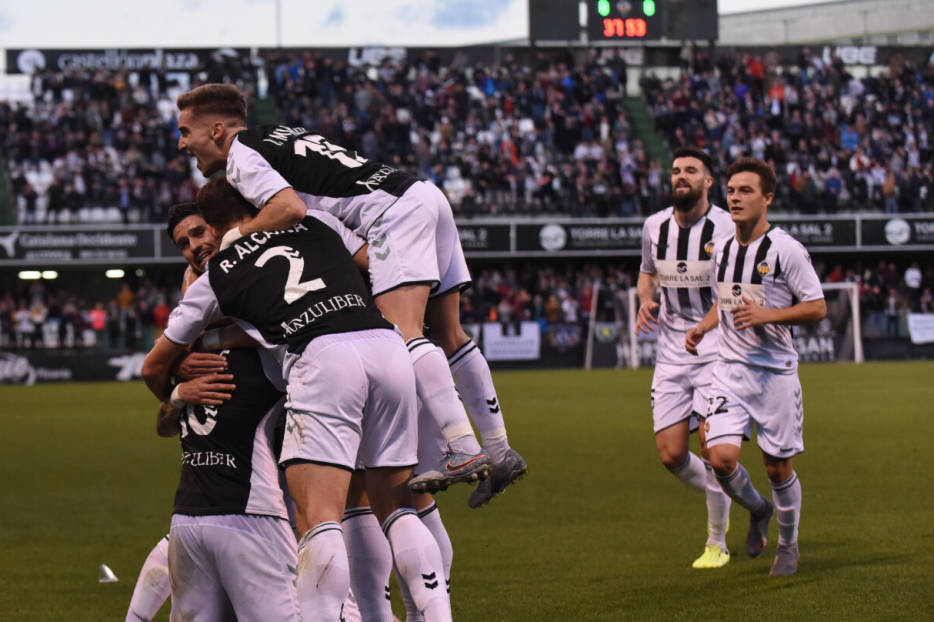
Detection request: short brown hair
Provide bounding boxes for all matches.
[177,84,247,123]
[196,178,257,231]
[672,146,714,176]
[726,157,777,196]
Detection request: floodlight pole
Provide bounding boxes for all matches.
[275,0,282,47]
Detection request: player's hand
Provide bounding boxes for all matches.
[176,373,236,406]
[175,352,228,379]
[636,300,660,334]
[685,325,706,355]
[731,295,773,330]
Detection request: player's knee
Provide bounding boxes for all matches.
[656,443,688,470]
[763,459,792,483]
[707,449,736,475]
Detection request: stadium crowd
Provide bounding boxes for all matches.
[2,259,929,352]
[645,46,934,214]
[0,278,178,351]
[4,47,934,224]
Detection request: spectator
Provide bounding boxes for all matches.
[885,288,900,337]
[904,262,923,311]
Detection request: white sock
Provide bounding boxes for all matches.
[297,522,350,622]
[125,536,170,622]
[408,338,481,455]
[383,509,452,622]
[717,463,769,514]
[704,462,731,549]
[418,503,453,594]
[668,452,707,492]
[342,508,394,622]
[770,472,802,546]
[395,571,423,622]
[449,340,510,462]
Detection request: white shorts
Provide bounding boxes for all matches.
[280,329,418,471]
[651,361,714,433]
[704,361,805,458]
[366,181,471,298]
[168,513,299,622]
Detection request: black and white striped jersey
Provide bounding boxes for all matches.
[712,226,824,371]
[173,347,288,519]
[226,125,420,235]
[640,205,734,363]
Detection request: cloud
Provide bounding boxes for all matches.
[430,0,512,29]
[324,5,344,27]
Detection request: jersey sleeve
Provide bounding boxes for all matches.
[639,218,656,274]
[164,273,224,345]
[308,211,366,256]
[227,136,291,209]
[782,241,824,302]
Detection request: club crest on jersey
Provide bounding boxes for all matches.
[757,261,771,276]
[731,284,742,297]
[704,241,715,257]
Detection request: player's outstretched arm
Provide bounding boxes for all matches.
[731,296,826,330]
[236,187,306,237]
[636,271,660,334]
[686,302,719,355]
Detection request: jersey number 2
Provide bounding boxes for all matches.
[293,135,367,169]
[256,246,326,304]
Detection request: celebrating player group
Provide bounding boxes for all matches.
[134,82,824,621]
[137,84,528,622]
[639,149,825,577]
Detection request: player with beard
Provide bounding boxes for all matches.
[636,147,736,568]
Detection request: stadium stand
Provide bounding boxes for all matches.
[5,47,933,224]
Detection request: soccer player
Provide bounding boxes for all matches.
[174,83,528,501]
[686,157,827,576]
[143,183,453,620]
[126,203,234,622]
[139,202,302,621]
[636,147,736,568]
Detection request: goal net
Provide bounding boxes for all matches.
[584,281,863,369]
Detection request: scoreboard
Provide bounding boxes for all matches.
[588,0,664,41]
[529,0,717,43]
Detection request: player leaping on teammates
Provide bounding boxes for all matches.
[637,147,736,569]
[686,158,826,576]
[174,83,527,504]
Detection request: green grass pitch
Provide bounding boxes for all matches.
[1,362,933,621]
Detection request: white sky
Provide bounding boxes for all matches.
[0,0,816,49]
